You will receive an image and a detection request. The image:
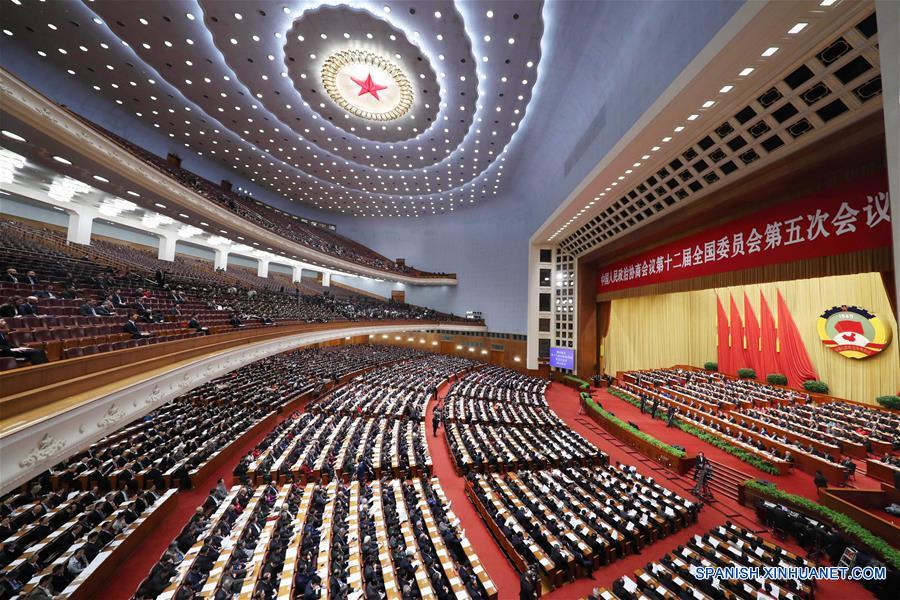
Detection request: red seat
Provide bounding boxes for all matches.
[97,343,113,353]
[64,347,84,359]
[32,329,55,343]
[112,341,129,350]
[9,331,34,346]
[0,357,20,371]
[81,345,99,355]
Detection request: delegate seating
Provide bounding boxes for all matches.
[443,369,603,474]
[0,219,477,370]
[0,487,176,599]
[41,345,418,493]
[234,354,476,484]
[614,373,866,483]
[135,479,496,599]
[469,465,698,591]
[585,521,817,600]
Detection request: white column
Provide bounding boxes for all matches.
[157,233,177,262]
[291,265,302,283]
[66,206,97,245]
[321,271,331,287]
[214,249,229,271]
[257,258,270,278]
[877,0,900,323]
[525,244,542,370]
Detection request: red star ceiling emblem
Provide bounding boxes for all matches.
[351,72,388,100]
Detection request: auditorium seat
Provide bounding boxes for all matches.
[0,357,20,370]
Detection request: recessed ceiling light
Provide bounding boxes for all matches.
[383,5,390,13]
[92,175,109,183]
[739,67,754,76]
[761,47,779,57]
[788,22,808,34]
[52,155,72,165]
[701,100,715,108]
[674,126,685,132]
[1,130,25,142]
[434,10,441,18]
[687,114,699,120]
[126,190,140,197]
[719,85,733,93]
[819,0,837,6]
[486,10,494,18]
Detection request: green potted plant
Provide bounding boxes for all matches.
[737,368,756,379]
[876,395,900,410]
[802,380,829,394]
[766,374,788,386]
[703,362,718,372]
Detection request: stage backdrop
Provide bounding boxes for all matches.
[603,272,898,404]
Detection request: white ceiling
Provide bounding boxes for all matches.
[0,0,545,217]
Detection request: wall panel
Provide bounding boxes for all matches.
[605,272,899,403]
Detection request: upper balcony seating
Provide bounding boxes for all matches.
[0,220,477,370]
[64,109,452,279]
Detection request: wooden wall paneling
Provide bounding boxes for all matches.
[576,260,598,378]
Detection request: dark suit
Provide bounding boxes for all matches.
[17,303,36,316]
[0,331,48,365]
[80,304,99,317]
[124,321,146,339]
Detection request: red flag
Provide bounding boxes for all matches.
[743,292,762,375]
[776,290,819,387]
[716,295,732,374]
[759,292,780,378]
[729,295,747,374]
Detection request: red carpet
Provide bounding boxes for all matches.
[96,381,878,600]
[95,403,310,600]
[428,382,521,598]
[541,383,876,600]
[591,389,885,496]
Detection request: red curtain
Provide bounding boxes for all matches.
[729,295,748,373]
[759,292,780,378]
[776,290,819,387]
[743,292,762,375]
[716,295,732,374]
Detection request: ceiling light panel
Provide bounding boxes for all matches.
[1,0,547,218]
[557,8,882,256]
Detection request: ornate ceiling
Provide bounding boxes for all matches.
[0,0,546,217]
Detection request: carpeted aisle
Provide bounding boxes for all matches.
[427,381,521,598]
[96,401,311,600]
[543,382,876,600]
[588,388,885,496]
[98,378,878,600]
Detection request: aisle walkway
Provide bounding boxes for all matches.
[591,388,885,496]
[97,402,310,600]
[544,383,875,600]
[426,381,521,598]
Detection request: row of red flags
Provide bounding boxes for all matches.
[716,291,818,387]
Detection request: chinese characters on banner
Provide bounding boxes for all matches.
[596,173,891,293]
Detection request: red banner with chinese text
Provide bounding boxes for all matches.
[596,173,891,293]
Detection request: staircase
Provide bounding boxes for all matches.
[705,460,749,503]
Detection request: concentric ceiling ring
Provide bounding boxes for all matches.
[321,49,413,122]
[1,0,546,216]
[283,4,446,143]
